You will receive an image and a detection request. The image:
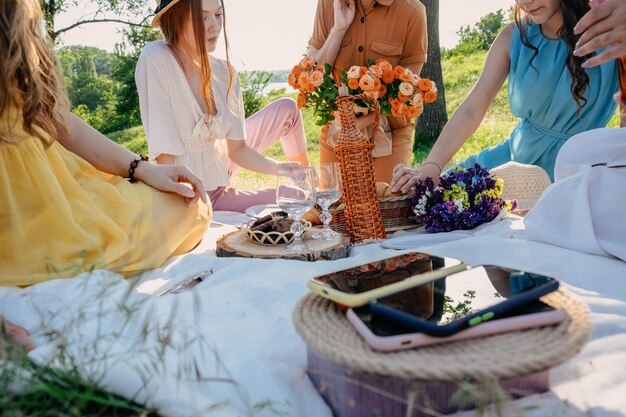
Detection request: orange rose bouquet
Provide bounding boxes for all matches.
[344,59,437,119]
[288,56,339,126]
[289,57,437,126]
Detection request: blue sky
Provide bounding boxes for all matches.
[57,0,515,70]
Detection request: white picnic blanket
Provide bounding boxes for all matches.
[1,215,626,417]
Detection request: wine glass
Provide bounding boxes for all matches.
[312,163,342,240]
[276,167,317,253]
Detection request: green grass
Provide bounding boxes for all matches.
[440,51,517,165]
[107,50,623,190]
[107,126,148,156]
[0,348,157,417]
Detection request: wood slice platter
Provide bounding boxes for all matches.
[216,229,351,261]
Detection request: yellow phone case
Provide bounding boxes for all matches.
[307,255,467,307]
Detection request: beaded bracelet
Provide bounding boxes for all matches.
[421,161,442,174]
[128,154,149,183]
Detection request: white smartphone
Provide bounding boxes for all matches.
[347,301,566,352]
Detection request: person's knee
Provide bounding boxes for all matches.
[274,97,300,122]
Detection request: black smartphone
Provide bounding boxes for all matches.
[369,265,560,337]
[348,301,565,351]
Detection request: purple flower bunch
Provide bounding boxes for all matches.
[411,163,517,233]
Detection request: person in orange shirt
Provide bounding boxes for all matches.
[308,0,428,183]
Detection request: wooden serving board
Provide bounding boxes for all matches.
[216,229,351,262]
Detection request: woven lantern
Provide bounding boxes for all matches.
[333,93,386,242]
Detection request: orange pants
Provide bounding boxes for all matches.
[319,119,415,184]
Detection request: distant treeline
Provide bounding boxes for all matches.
[58,9,507,135]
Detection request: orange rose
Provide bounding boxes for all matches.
[382,69,395,84]
[298,72,311,90]
[288,72,298,88]
[310,70,323,88]
[393,65,404,78]
[296,92,306,109]
[397,102,409,117]
[391,106,399,117]
[360,66,368,76]
[412,91,424,107]
[348,78,359,90]
[359,74,375,91]
[424,91,437,103]
[397,93,409,103]
[408,105,423,118]
[372,78,381,91]
[365,90,379,100]
[292,65,302,76]
[379,83,387,97]
[368,65,382,78]
[400,72,413,82]
[376,59,393,71]
[306,83,315,94]
[417,78,433,92]
[389,98,400,109]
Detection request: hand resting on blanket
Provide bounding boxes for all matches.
[0,317,35,353]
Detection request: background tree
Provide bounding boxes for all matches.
[40,0,151,42]
[415,0,448,150]
[111,26,162,130]
[453,9,508,55]
[240,70,273,118]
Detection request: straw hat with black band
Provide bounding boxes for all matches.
[152,0,183,28]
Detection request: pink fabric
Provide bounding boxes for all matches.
[209,186,276,213]
[229,98,307,176]
[209,98,307,212]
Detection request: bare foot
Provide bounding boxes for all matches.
[0,317,36,352]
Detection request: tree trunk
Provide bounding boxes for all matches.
[415,0,448,149]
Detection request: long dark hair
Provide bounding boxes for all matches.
[159,0,234,114]
[514,0,591,112]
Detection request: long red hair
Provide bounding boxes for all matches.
[159,0,235,114]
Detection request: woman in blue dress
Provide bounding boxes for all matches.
[391,0,622,193]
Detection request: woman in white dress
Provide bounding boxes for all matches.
[136,0,307,212]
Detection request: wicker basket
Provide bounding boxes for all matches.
[333,93,386,243]
[328,194,420,234]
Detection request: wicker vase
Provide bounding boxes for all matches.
[333,93,386,242]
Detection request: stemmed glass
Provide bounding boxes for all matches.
[276,167,317,253]
[312,163,342,240]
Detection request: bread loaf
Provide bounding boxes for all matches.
[375,182,403,198]
[302,207,322,225]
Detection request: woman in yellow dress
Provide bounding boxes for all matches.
[0,0,210,288]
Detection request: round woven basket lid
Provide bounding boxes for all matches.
[489,162,552,212]
[293,290,590,381]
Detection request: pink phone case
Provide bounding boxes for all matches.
[347,307,566,352]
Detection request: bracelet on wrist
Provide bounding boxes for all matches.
[421,161,442,174]
[128,154,149,183]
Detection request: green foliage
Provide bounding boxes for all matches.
[305,63,339,126]
[240,70,272,118]
[111,27,162,130]
[42,0,151,41]
[446,9,509,57]
[435,50,517,166]
[0,348,157,417]
[59,27,161,134]
[443,290,477,322]
[107,126,148,155]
